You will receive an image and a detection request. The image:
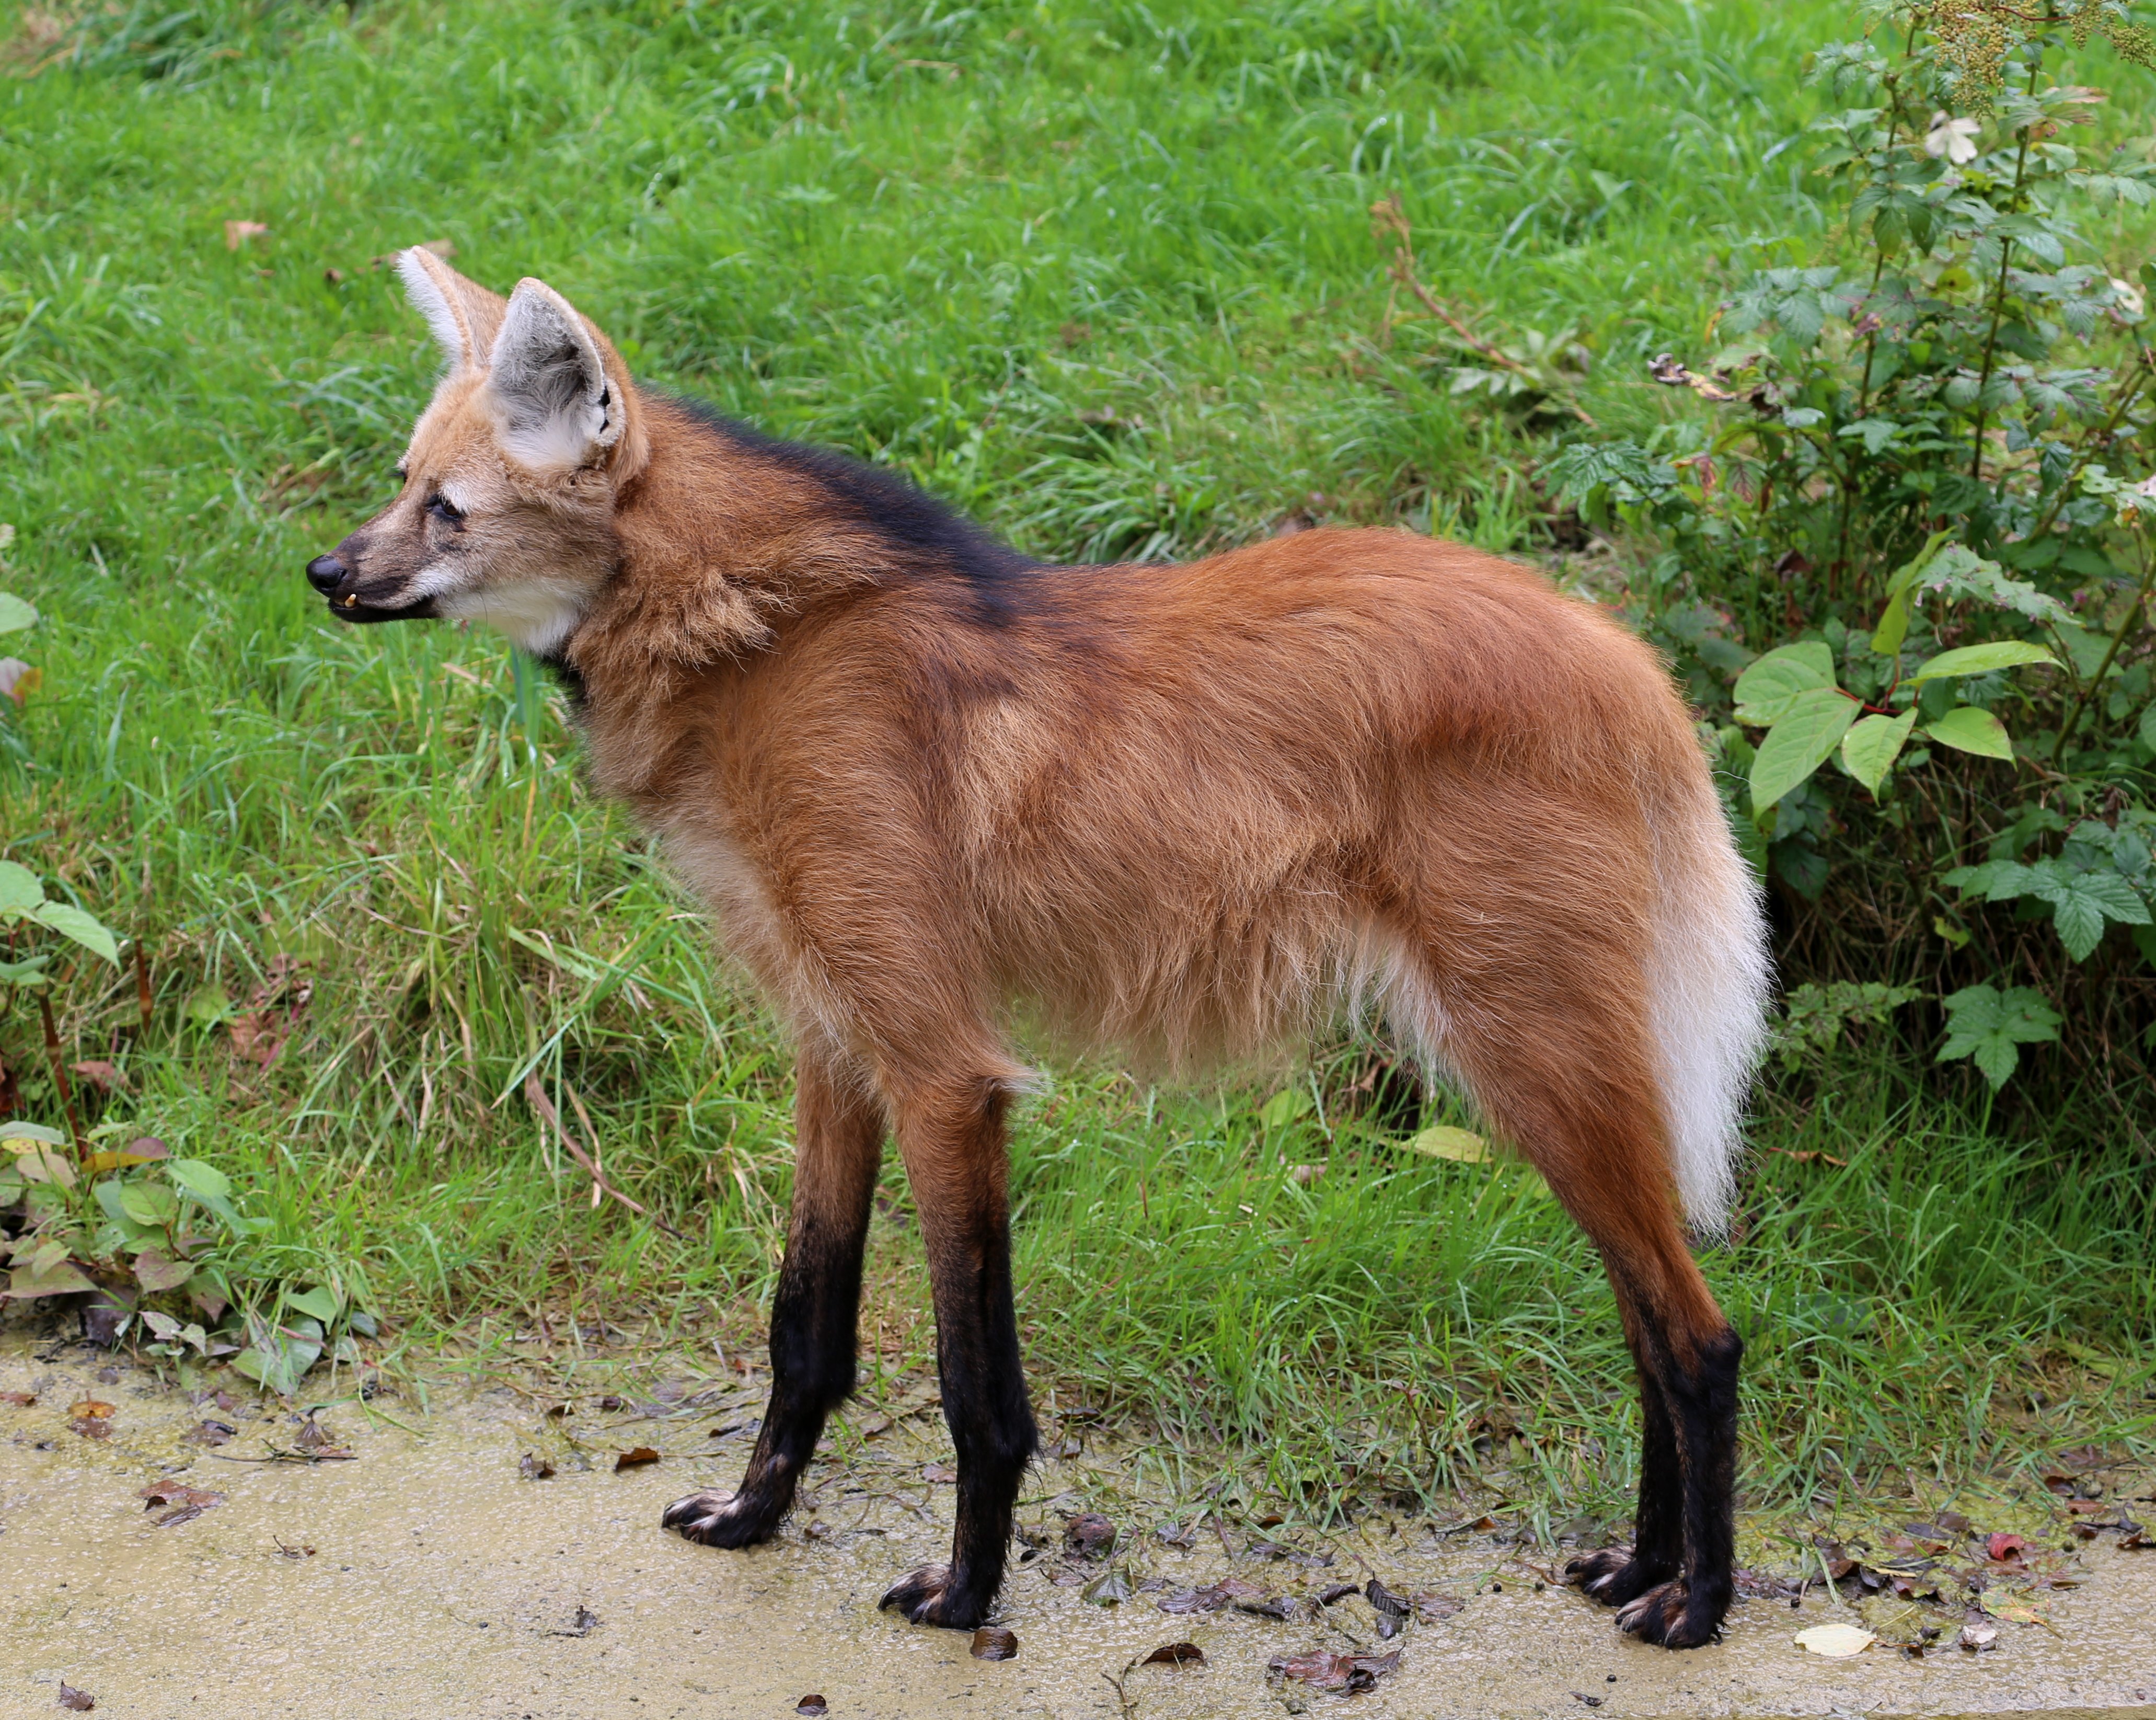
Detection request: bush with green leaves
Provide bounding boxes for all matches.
[1547,0,2156,1096]
[2,861,375,1391]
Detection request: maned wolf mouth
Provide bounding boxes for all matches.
[309,247,1771,1649]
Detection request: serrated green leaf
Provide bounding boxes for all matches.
[1936,983,2061,1091]
[0,862,42,916]
[1734,641,1837,725]
[2027,863,2150,960]
[1907,640,2056,682]
[0,592,34,636]
[185,982,232,1026]
[1923,706,2014,760]
[29,901,118,965]
[1750,686,1860,810]
[1840,709,1918,795]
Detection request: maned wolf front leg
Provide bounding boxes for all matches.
[664,1042,884,1546]
[878,1076,1039,1629]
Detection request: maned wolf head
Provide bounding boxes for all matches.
[304,248,645,655]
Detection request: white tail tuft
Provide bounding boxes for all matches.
[1645,778,1773,1235]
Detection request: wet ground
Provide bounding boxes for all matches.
[2,1339,2151,1719]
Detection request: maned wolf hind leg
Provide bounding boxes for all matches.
[878,1075,1038,1629]
[664,1043,884,1546]
[1405,947,1742,1648]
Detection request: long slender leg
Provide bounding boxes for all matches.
[1568,1347,1682,1605]
[1397,936,1744,1650]
[664,1040,884,1547]
[879,1076,1038,1629]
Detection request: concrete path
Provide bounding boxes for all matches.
[2,1343,2150,1719]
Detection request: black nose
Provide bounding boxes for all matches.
[305,553,347,594]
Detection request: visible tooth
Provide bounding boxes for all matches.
[343,594,358,606]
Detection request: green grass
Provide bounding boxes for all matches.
[1,0,2151,1526]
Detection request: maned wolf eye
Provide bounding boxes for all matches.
[426,493,465,524]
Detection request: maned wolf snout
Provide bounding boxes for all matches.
[316,246,1772,1650]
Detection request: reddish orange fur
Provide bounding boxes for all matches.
[309,257,1768,1647]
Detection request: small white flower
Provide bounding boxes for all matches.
[1924,112,1982,165]
[2111,276,2147,320]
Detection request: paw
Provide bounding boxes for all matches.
[879,1564,987,1629]
[661,1489,781,1549]
[1566,1546,1671,1609]
[1613,1578,1723,1649]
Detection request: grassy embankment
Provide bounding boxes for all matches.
[1,0,2150,1528]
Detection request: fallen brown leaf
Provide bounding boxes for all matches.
[57,1684,94,1711]
[1267,1649,1401,1693]
[615,1447,660,1470]
[0,1391,34,1408]
[519,1452,556,1481]
[68,1060,128,1094]
[1143,1642,1204,1667]
[795,1699,828,1717]
[68,1400,115,1420]
[139,1482,223,1518]
[1414,1591,1465,1621]
[970,1625,1018,1660]
[1064,1512,1116,1557]
[68,1418,111,1441]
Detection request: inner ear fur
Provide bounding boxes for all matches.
[395,247,508,371]
[488,277,647,481]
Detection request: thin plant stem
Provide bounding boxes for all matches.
[2051,532,2156,764]
[1968,54,2045,483]
[36,989,86,1157]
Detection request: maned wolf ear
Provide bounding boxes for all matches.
[395,246,506,372]
[487,278,626,472]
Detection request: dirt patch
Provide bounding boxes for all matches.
[1,1341,2151,1718]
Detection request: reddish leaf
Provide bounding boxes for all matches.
[69,1418,110,1440]
[139,1482,222,1511]
[134,1251,192,1294]
[1064,1512,1116,1557]
[615,1447,661,1470]
[1986,1532,2027,1562]
[0,1391,34,1407]
[970,1626,1018,1660]
[1142,1642,1204,1666]
[1267,1650,1402,1693]
[68,1061,129,1094]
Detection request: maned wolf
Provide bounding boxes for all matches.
[306,249,1771,1648]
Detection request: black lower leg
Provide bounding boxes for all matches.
[882,1087,1038,1630]
[665,1054,881,1549]
[1611,1321,1742,1648]
[1570,1362,1682,1605]
[1664,1323,1742,1630]
[939,1210,1036,1620]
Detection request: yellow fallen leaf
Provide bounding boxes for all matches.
[1404,1126,1489,1163]
[1794,1623,1876,1657]
[1982,1600,2050,1627]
